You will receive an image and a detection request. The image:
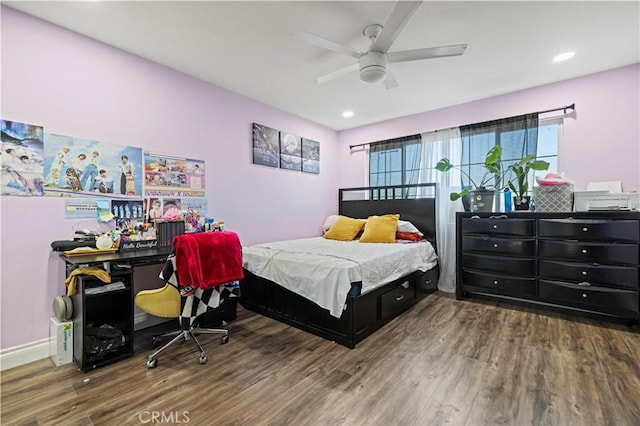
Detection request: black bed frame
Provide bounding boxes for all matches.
[240,183,439,348]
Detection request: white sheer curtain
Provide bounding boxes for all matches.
[419,128,464,293]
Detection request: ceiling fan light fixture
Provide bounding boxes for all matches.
[360,66,387,83]
[359,51,387,83]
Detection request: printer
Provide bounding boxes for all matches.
[573,181,639,212]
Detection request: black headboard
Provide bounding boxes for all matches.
[338,183,437,250]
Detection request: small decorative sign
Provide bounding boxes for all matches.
[119,239,159,251]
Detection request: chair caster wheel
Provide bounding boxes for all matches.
[199,355,208,364]
[221,335,229,345]
[147,358,158,369]
[152,337,162,349]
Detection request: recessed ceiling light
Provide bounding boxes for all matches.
[342,111,354,118]
[553,51,575,62]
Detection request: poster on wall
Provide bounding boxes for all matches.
[252,123,280,168]
[43,133,143,198]
[1,119,45,196]
[302,138,320,174]
[144,151,205,197]
[64,198,98,219]
[279,132,302,171]
[143,196,208,223]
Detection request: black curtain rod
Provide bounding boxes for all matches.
[348,103,575,150]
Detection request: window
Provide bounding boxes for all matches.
[367,117,561,197]
[368,135,421,197]
[535,117,561,179]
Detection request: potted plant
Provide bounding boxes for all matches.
[435,145,505,212]
[506,154,550,210]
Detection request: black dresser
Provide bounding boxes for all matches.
[456,211,640,323]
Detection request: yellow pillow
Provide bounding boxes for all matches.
[360,214,400,243]
[323,216,366,241]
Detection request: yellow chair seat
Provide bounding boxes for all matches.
[134,284,181,318]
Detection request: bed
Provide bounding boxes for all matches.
[239,183,440,348]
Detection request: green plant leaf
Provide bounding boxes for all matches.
[530,160,550,170]
[517,154,535,165]
[485,164,501,174]
[435,158,453,172]
[485,145,502,165]
[449,188,469,201]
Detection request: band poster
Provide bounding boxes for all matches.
[43,133,143,198]
[1,119,45,196]
[144,151,205,197]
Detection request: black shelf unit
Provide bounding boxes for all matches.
[456,211,640,324]
[71,270,134,371]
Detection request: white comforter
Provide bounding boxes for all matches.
[242,237,438,318]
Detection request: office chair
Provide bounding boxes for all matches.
[134,231,243,369]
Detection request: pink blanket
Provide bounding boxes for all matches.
[173,231,244,289]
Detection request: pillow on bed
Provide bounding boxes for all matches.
[323,216,366,241]
[322,214,339,233]
[360,214,400,243]
[396,231,424,241]
[397,219,424,236]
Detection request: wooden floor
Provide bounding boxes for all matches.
[2,292,640,425]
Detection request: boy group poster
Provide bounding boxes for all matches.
[43,133,143,198]
[2,119,207,202]
[0,120,45,196]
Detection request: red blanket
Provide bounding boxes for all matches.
[172,231,244,290]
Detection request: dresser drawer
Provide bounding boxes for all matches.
[539,279,639,318]
[462,270,536,297]
[539,219,640,242]
[462,253,534,276]
[539,259,638,289]
[462,236,535,256]
[380,281,415,321]
[462,218,534,236]
[539,240,639,266]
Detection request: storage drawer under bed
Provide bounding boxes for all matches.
[380,280,415,321]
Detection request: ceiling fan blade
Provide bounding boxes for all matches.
[388,44,468,63]
[317,63,359,85]
[383,72,399,90]
[370,1,422,53]
[293,31,362,59]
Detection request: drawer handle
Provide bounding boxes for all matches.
[581,249,587,254]
[581,271,588,276]
[493,280,499,285]
[400,281,410,289]
[493,243,498,248]
[493,225,498,229]
[582,293,588,298]
[396,295,405,302]
[582,227,588,232]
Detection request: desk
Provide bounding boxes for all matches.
[60,248,173,371]
[60,247,174,271]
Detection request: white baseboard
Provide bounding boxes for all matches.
[0,338,51,371]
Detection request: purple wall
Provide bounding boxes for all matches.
[337,63,640,192]
[0,7,338,350]
[2,5,639,354]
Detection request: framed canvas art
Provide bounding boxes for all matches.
[252,123,280,167]
[279,132,302,171]
[302,138,320,174]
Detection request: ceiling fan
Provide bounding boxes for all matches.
[294,0,467,89]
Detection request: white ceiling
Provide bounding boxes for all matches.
[4,1,639,130]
